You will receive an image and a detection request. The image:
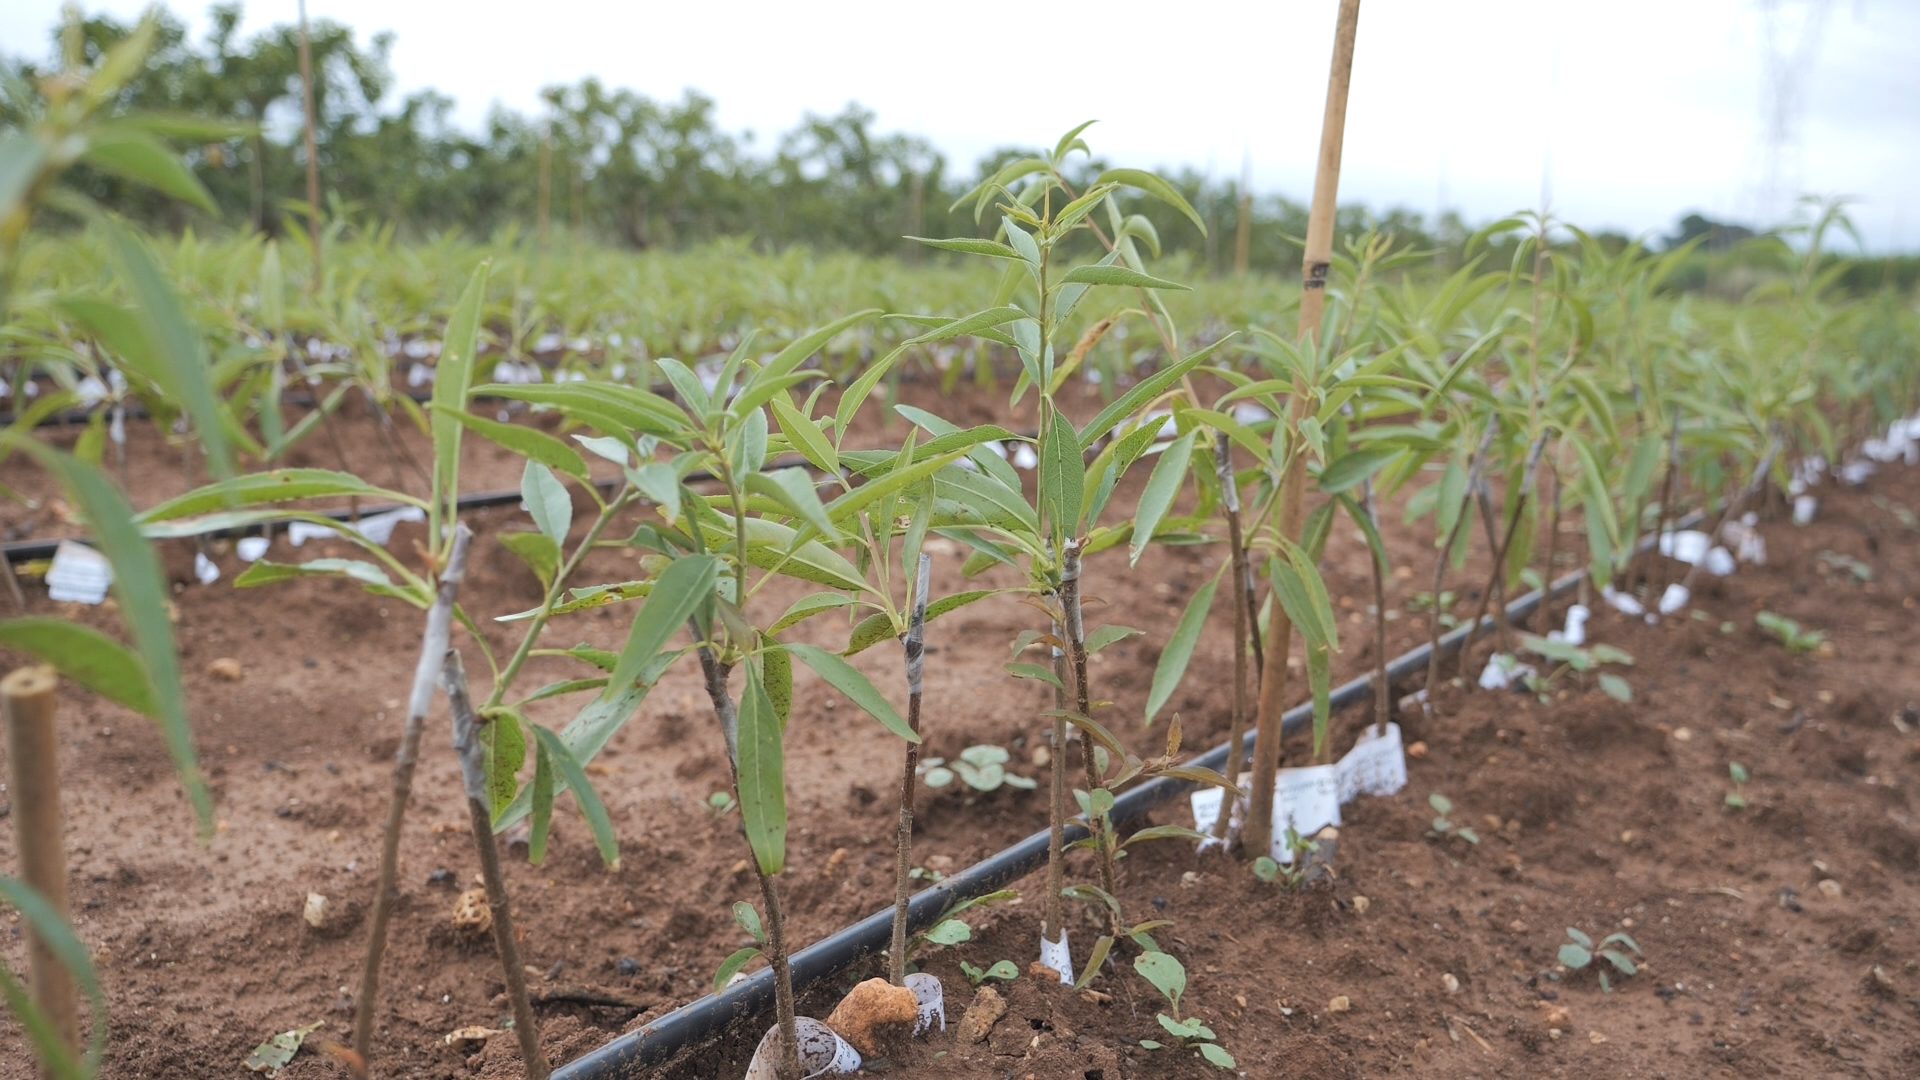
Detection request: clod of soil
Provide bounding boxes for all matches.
[957,985,1007,1043]
[822,977,919,1056]
[450,888,491,936]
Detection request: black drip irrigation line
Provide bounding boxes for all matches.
[551,508,1707,1080]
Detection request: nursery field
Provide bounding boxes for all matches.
[6,18,1920,1080]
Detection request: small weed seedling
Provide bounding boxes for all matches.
[1518,633,1635,703]
[1251,828,1323,887]
[960,959,1019,986]
[1428,794,1481,845]
[1558,927,1644,992]
[711,901,769,992]
[1725,762,1751,809]
[1816,550,1872,583]
[706,791,737,817]
[1134,951,1235,1070]
[1757,611,1827,654]
[919,744,1038,793]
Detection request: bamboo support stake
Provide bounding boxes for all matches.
[4,665,78,1071]
[1246,0,1362,861]
[887,554,932,985]
[352,524,473,1066]
[444,651,550,1080]
[296,0,323,287]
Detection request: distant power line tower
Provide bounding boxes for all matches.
[1754,0,1833,226]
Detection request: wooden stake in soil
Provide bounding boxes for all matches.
[887,554,932,985]
[3,665,79,1070]
[296,0,324,287]
[1245,0,1362,861]
[351,524,473,1066]
[443,650,550,1080]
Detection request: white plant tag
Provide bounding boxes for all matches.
[745,1017,860,1080]
[905,971,945,1035]
[1658,583,1691,616]
[1011,443,1039,470]
[1601,586,1644,617]
[1337,723,1408,802]
[47,541,113,604]
[356,506,426,547]
[236,536,270,561]
[1478,653,1536,691]
[1269,764,1341,864]
[406,363,435,388]
[1039,932,1074,985]
[1793,495,1818,525]
[194,552,220,585]
[1547,604,1590,646]
[1839,459,1875,486]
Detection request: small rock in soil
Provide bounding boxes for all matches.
[1328,995,1352,1014]
[1539,1002,1572,1030]
[824,977,919,1056]
[1442,973,1461,995]
[1407,740,1429,759]
[615,957,640,978]
[1818,878,1844,899]
[207,657,243,681]
[450,888,491,936]
[302,892,330,929]
[958,986,1008,1043]
[1867,965,1895,996]
[426,867,455,887]
[1351,895,1371,914]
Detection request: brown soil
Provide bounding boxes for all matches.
[3,383,1918,1079]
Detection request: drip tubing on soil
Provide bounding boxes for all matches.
[549,508,1704,1079]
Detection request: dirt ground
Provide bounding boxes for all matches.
[2,379,1918,1079]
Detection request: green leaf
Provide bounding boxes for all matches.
[0,618,154,715]
[1084,625,1140,653]
[738,660,787,877]
[102,222,231,481]
[784,643,917,743]
[1041,411,1084,538]
[748,467,837,542]
[1145,574,1219,725]
[1558,943,1592,969]
[499,532,560,589]
[529,724,620,869]
[435,406,588,479]
[1598,673,1633,702]
[482,709,527,820]
[1599,949,1638,976]
[1199,1042,1237,1069]
[1096,168,1207,235]
[712,947,762,993]
[431,262,492,549]
[528,732,555,863]
[923,919,972,946]
[1319,447,1399,494]
[1131,432,1195,565]
[137,469,422,523]
[4,440,209,832]
[1059,264,1190,291]
[234,558,425,607]
[1133,951,1187,1010]
[0,876,108,1078]
[1079,337,1229,451]
[83,127,215,212]
[762,636,792,729]
[733,900,766,943]
[908,236,1021,259]
[770,394,838,474]
[521,461,573,544]
[1007,661,1065,691]
[606,555,719,699]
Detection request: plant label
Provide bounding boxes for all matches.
[1548,603,1590,646]
[745,1017,860,1080]
[1039,931,1074,985]
[47,540,113,604]
[1337,722,1408,803]
[905,972,945,1035]
[1189,771,1249,842]
[194,551,220,585]
[1601,585,1645,617]
[236,536,270,561]
[1269,764,1342,864]
[1478,654,1536,692]
[1658,583,1690,616]
[1793,495,1818,525]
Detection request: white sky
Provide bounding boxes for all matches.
[8,0,1917,249]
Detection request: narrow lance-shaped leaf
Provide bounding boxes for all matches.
[1145,572,1220,725]
[529,725,619,869]
[605,554,720,699]
[1130,431,1195,566]
[783,643,919,743]
[431,262,492,552]
[737,659,787,876]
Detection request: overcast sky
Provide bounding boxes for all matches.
[8,1,1917,250]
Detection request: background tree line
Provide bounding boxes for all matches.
[7,3,1915,293]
